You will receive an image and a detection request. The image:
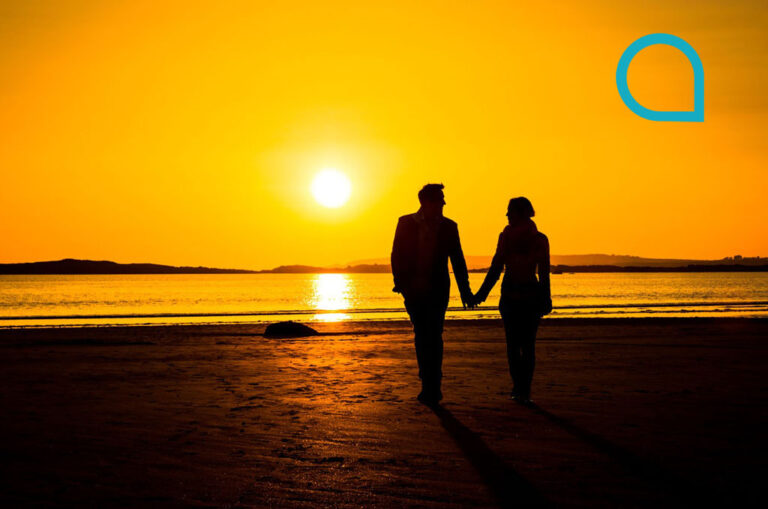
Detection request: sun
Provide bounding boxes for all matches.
[311,169,351,208]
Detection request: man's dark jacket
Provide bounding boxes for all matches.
[391,213,472,303]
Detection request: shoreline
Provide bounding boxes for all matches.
[1,315,767,331]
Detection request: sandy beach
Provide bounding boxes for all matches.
[1,318,766,507]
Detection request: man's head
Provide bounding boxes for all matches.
[418,183,445,218]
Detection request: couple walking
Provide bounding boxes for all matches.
[391,184,551,406]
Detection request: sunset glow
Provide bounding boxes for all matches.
[311,169,352,209]
[0,1,766,269]
[311,273,351,321]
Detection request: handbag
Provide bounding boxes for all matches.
[537,281,553,317]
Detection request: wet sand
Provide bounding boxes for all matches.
[1,318,766,507]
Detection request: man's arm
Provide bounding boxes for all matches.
[391,217,407,293]
[538,234,552,314]
[449,224,473,307]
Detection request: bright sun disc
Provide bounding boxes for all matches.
[311,169,351,208]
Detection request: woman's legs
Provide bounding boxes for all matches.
[501,299,540,399]
[517,317,539,399]
[501,313,522,396]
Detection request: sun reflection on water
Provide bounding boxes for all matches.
[311,273,352,322]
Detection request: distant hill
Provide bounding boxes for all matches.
[351,256,495,270]
[0,259,257,275]
[256,264,390,274]
[549,254,767,268]
[350,254,767,270]
[3,256,766,275]
[258,262,768,274]
[531,264,768,274]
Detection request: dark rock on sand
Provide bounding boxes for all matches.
[263,321,318,338]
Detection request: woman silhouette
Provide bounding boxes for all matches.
[474,197,551,404]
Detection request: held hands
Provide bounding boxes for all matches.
[461,292,486,310]
[472,292,486,308]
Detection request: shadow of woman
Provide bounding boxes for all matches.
[429,404,549,508]
[529,403,713,506]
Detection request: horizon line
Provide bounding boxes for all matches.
[0,254,766,274]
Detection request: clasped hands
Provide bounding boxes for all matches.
[461,292,486,310]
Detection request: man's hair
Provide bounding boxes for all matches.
[418,183,445,204]
[508,197,535,218]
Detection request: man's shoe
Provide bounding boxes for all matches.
[417,390,442,406]
[417,391,436,405]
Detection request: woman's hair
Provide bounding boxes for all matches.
[507,197,535,218]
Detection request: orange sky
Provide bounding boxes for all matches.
[1,0,767,269]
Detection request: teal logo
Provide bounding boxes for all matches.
[616,33,704,122]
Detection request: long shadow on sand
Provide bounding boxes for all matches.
[430,405,549,508]
[529,404,713,506]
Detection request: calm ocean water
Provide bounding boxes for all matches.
[1,273,767,327]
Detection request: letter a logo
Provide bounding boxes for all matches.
[616,33,704,122]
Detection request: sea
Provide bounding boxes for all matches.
[0,272,767,327]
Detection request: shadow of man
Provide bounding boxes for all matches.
[429,404,549,508]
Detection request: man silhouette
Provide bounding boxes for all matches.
[391,184,474,405]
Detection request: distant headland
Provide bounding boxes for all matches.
[0,256,766,275]
[0,259,257,275]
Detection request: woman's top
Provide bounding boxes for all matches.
[475,218,550,303]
